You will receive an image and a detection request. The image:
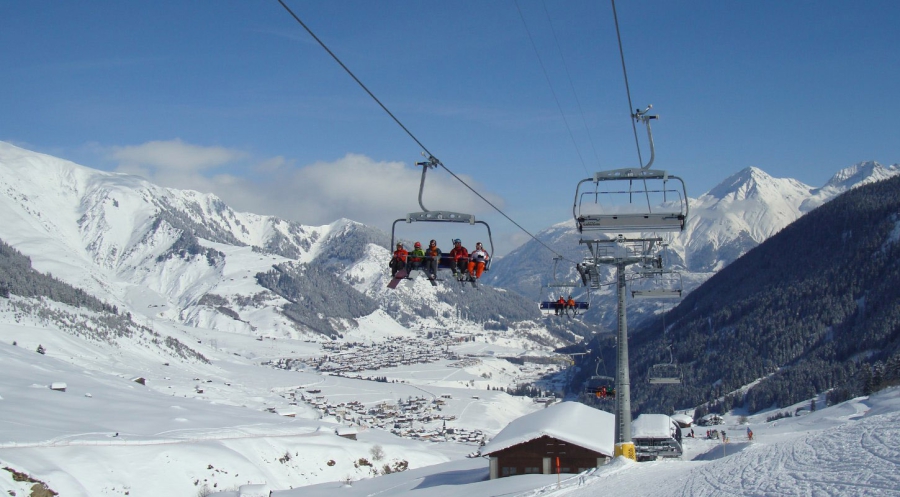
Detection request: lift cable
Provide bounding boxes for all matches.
[515,0,591,177]
[276,0,574,263]
[610,0,644,168]
[541,0,603,172]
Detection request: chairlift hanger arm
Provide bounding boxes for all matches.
[633,105,658,170]
[414,155,441,213]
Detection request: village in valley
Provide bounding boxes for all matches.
[256,327,568,446]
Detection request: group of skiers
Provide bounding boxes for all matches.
[554,295,578,315]
[593,385,616,399]
[389,238,489,282]
[705,427,753,442]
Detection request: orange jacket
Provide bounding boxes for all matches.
[392,248,408,262]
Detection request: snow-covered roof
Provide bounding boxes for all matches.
[480,401,614,457]
[238,483,270,497]
[670,413,693,427]
[632,414,676,439]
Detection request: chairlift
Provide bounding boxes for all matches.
[389,155,494,286]
[538,257,591,316]
[631,242,683,299]
[649,346,682,385]
[573,106,688,234]
[631,270,683,300]
[586,357,616,399]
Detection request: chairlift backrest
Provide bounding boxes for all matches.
[631,268,683,300]
[573,168,688,233]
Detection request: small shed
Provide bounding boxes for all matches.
[336,426,358,440]
[698,413,724,426]
[50,382,67,392]
[238,483,270,497]
[275,408,297,418]
[632,414,683,461]
[670,413,693,428]
[480,401,614,479]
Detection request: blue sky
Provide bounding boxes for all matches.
[1,1,897,255]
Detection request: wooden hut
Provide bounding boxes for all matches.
[479,401,614,479]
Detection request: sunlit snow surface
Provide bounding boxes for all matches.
[271,389,900,497]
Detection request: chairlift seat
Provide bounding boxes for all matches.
[539,301,590,310]
[649,363,682,384]
[649,377,682,385]
[631,289,682,299]
[573,168,689,234]
[577,213,685,233]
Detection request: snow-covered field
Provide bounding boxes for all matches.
[0,310,554,496]
[265,389,900,497]
[3,319,899,497]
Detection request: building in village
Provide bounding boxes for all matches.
[479,401,614,479]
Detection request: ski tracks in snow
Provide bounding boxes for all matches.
[672,411,900,496]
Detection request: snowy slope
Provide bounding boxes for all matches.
[0,142,384,341]
[244,388,900,497]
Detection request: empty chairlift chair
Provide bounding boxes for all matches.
[572,107,688,235]
[648,346,682,385]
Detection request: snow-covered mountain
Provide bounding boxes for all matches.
[2,141,900,496]
[488,161,900,329]
[0,141,561,348]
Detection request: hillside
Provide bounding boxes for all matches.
[0,141,558,344]
[604,174,900,415]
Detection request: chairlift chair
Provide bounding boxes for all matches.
[631,270,683,300]
[586,357,616,399]
[572,107,688,234]
[630,242,683,299]
[648,346,682,385]
[538,257,590,316]
[389,155,494,284]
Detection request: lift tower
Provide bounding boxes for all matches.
[572,106,688,452]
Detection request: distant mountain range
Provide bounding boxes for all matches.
[487,160,900,331]
[2,140,899,418]
[1,140,897,356]
[0,141,567,350]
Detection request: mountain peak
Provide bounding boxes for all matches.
[705,166,794,201]
[821,161,897,190]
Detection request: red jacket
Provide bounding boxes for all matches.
[449,246,468,262]
[392,248,408,262]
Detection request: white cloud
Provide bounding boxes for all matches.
[247,153,501,228]
[107,140,504,233]
[110,139,245,172]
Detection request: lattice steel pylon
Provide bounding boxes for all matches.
[579,236,664,444]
